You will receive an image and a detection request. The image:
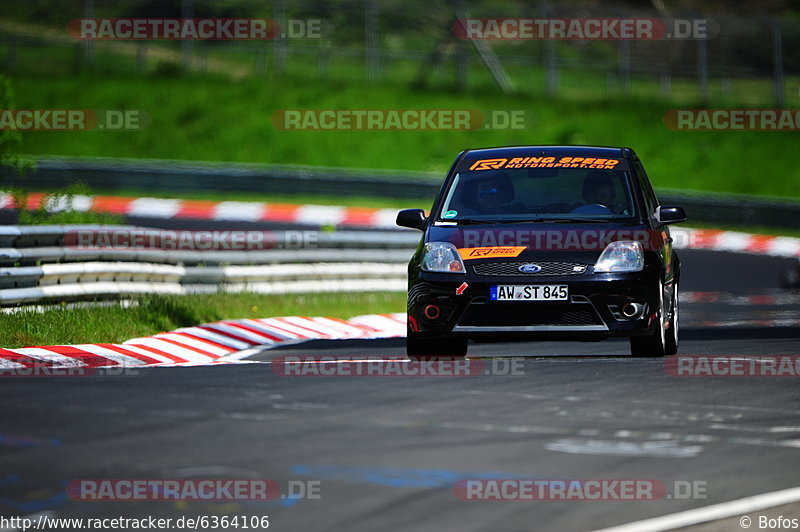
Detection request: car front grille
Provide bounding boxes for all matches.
[458,303,601,327]
[472,261,588,276]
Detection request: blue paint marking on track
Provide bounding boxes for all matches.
[0,480,69,512]
[0,475,20,487]
[0,434,61,447]
[291,464,549,489]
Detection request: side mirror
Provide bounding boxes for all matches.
[396,209,427,230]
[655,206,687,224]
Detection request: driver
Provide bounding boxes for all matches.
[460,173,523,215]
[582,171,616,208]
[476,176,504,214]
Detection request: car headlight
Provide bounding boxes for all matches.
[594,241,644,273]
[421,242,466,273]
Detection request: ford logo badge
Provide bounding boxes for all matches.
[518,263,542,273]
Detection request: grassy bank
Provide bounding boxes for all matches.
[0,292,406,348]
[6,73,800,200]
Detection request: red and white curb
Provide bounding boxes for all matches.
[0,312,406,371]
[2,192,799,257]
[672,227,800,258]
[0,193,401,229]
[681,291,799,306]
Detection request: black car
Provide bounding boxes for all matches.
[397,146,687,358]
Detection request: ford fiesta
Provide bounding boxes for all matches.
[397,146,687,358]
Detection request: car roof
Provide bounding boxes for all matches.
[463,145,629,159]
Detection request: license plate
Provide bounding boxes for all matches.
[490,285,569,301]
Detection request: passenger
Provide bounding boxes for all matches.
[462,173,521,215]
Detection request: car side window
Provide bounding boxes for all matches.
[633,159,658,218]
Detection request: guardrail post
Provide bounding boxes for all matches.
[769,18,785,108]
[697,38,709,104]
[181,0,194,72]
[274,0,286,74]
[365,0,379,83]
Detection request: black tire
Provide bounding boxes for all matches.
[630,281,667,357]
[407,334,468,359]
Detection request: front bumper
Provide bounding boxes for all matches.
[408,268,662,340]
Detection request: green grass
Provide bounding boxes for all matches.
[0,292,406,348]
[4,70,799,200]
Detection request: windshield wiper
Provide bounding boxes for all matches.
[447,218,495,225]
[446,217,615,225]
[527,217,613,223]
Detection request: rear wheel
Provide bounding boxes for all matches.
[630,281,667,357]
[407,333,468,359]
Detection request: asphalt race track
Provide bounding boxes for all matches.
[1,249,798,531]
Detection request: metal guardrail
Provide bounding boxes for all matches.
[0,225,420,267]
[0,225,416,305]
[3,156,799,230]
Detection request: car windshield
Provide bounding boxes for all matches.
[438,154,638,222]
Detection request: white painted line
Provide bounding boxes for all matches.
[311,317,370,338]
[373,208,403,228]
[218,321,281,343]
[715,232,752,252]
[203,322,275,344]
[593,486,800,532]
[115,343,182,365]
[72,344,147,366]
[240,318,303,340]
[120,338,215,364]
[127,197,182,218]
[150,333,232,356]
[768,237,800,257]
[348,314,407,336]
[0,357,26,369]
[294,205,345,226]
[45,194,93,213]
[282,316,343,337]
[175,327,252,350]
[264,318,324,338]
[8,348,87,367]
[212,201,265,221]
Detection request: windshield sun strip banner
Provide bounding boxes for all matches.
[463,156,628,171]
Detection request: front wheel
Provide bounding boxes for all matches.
[407,333,468,359]
[664,279,679,356]
[630,281,667,357]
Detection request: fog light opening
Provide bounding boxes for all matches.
[622,302,642,318]
[424,304,441,320]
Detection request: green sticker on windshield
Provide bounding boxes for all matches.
[443,210,458,219]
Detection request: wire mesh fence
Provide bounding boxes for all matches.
[0,0,798,105]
